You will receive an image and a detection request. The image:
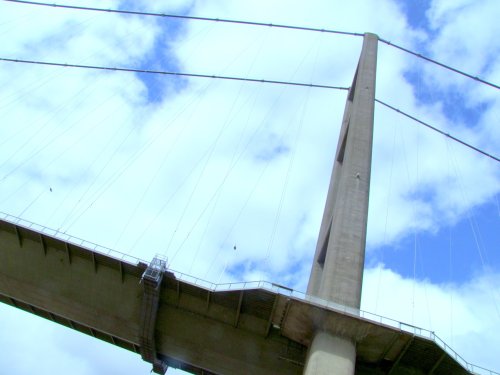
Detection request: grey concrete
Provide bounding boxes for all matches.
[0,219,304,374]
[304,333,355,375]
[0,30,484,375]
[0,217,475,374]
[305,33,378,375]
[307,32,378,307]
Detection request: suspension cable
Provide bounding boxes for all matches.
[0,57,497,163]
[375,99,500,163]
[0,57,348,91]
[378,38,500,90]
[2,0,363,38]
[3,0,499,90]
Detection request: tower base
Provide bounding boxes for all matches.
[304,332,356,375]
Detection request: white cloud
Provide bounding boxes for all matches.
[0,0,498,373]
[362,266,500,371]
[0,302,152,374]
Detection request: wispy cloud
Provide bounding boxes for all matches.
[0,0,498,373]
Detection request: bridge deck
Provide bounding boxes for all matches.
[0,217,483,374]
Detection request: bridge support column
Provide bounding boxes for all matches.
[304,332,355,375]
[305,32,378,374]
[139,256,168,374]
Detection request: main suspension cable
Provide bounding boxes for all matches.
[0,57,348,91]
[4,0,499,90]
[378,38,500,90]
[2,0,363,37]
[375,99,500,163]
[0,57,496,163]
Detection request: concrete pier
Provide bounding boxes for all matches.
[304,33,378,374]
[304,333,356,375]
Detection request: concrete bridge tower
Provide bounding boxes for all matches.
[304,32,378,375]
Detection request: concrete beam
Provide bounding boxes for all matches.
[0,219,305,374]
[304,333,355,375]
[429,351,447,374]
[387,337,414,375]
[0,218,473,375]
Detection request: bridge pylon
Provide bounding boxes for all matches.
[304,32,378,375]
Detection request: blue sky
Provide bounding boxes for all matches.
[0,0,498,374]
[397,0,432,29]
[371,200,499,284]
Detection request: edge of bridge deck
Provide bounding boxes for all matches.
[0,212,497,375]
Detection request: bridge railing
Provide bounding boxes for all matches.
[1,212,497,375]
[0,211,147,266]
[171,269,499,375]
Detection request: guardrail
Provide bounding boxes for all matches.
[1,212,497,375]
[171,266,499,375]
[0,211,147,266]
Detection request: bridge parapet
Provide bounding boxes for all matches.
[0,214,498,375]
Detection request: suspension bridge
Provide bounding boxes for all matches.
[0,1,499,374]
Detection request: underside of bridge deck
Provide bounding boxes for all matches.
[0,218,471,375]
